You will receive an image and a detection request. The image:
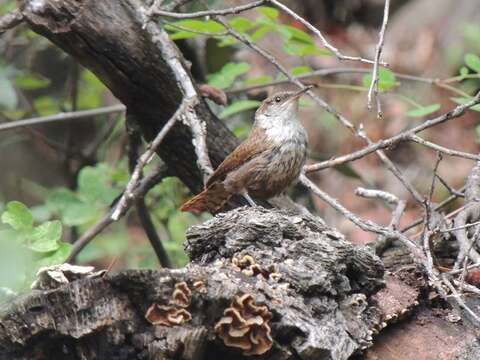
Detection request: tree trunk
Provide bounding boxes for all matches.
[20,0,238,194]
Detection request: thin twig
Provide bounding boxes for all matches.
[146,0,266,19]
[435,174,465,198]
[67,164,169,262]
[111,98,193,220]
[402,186,466,233]
[0,104,125,133]
[440,219,480,234]
[441,274,480,325]
[127,118,172,268]
[214,14,356,133]
[410,135,480,162]
[305,91,480,173]
[0,9,23,35]
[358,125,424,204]
[422,153,442,272]
[367,0,390,116]
[268,0,383,66]
[135,0,213,179]
[354,187,399,205]
[300,174,424,261]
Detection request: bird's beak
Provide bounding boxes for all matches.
[289,85,313,102]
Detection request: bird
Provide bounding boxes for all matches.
[181,87,311,214]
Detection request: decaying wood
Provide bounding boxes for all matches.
[0,207,386,360]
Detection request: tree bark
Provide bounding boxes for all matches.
[20,0,238,194]
[0,207,385,360]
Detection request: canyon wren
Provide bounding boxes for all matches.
[181,87,311,214]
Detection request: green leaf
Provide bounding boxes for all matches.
[465,53,480,73]
[0,75,18,110]
[451,97,480,112]
[216,35,238,47]
[28,220,62,253]
[219,100,261,119]
[168,31,199,40]
[406,104,441,117]
[229,17,255,33]
[35,243,72,269]
[1,201,33,231]
[460,66,470,76]
[166,20,225,35]
[15,73,51,90]
[279,25,314,44]
[47,188,80,213]
[291,66,313,76]
[362,68,397,91]
[78,164,119,204]
[257,6,279,19]
[207,62,250,89]
[243,75,273,86]
[33,96,59,116]
[283,40,331,57]
[250,24,273,42]
[62,202,98,226]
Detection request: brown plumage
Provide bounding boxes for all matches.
[181,88,310,214]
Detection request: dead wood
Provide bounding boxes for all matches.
[1,207,384,359]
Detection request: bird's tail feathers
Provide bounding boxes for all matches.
[181,183,232,214]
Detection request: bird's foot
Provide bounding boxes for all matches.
[242,193,258,208]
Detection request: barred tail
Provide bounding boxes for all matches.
[181,183,232,214]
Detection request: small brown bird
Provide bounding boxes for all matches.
[181,87,310,214]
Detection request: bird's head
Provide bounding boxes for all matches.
[254,86,312,126]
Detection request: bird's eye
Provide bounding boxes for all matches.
[275,96,281,103]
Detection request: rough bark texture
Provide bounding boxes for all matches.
[1,207,385,359]
[20,0,239,194]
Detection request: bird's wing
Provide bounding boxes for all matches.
[206,126,271,187]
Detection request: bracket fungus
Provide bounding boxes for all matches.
[193,280,207,294]
[170,281,192,308]
[145,304,192,326]
[232,254,277,279]
[215,294,273,356]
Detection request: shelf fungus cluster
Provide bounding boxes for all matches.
[232,254,280,281]
[214,294,273,356]
[145,281,193,326]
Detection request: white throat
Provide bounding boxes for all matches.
[255,104,304,144]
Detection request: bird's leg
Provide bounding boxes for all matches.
[242,192,257,207]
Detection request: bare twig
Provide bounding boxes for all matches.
[111,98,193,220]
[182,106,214,181]
[305,91,480,173]
[358,125,424,204]
[440,219,480,234]
[355,186,406,253]
[66,216,112,263]
[135,0,213,179]
[441,274,480,325]
[402,186,466,233]
[146,0,266,19]
[422,153,443,272]
[367,0,390,116]
[0,104,125,133]
[127,118,172,268]
[67,163,169,262]
[213,15,357,133]
[268,0,383,66]
[300,174,424,261]
[410,135,480,161]
[0,9,23,35]
[435,174,465,198]
[355,187,399,205]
